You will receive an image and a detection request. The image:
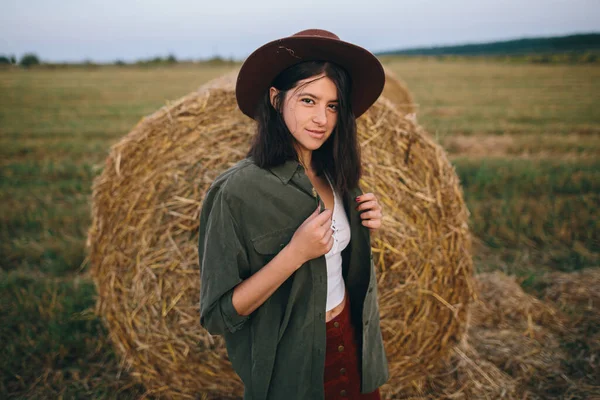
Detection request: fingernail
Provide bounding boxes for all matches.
[355,196,360,202]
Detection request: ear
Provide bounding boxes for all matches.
[269,87,279,109]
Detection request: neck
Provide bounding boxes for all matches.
[297,147,313,174]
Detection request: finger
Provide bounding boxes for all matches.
[316,218,333,238]
[326,233,335,252]
[310,205,321,218]
[356,200,378,212]
[362,219,382,229]
[355,192,376,203]
[313,208,333,226]
[320,224,334,244]
[360,210,383,220]
[303,206,322,224]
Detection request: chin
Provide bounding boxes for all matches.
[294,134,331,152]
[303,141,326,151]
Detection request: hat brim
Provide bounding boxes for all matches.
[235,35,385,119]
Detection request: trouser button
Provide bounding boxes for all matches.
[338,345,344,352]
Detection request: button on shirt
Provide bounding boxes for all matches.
[198,157,389,400]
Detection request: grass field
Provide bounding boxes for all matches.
[1,60,598,398]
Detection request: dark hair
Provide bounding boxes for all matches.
[247,61,361,197]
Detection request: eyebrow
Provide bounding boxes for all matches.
[299,92,338,102]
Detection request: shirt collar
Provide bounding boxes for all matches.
[269,159,302,185]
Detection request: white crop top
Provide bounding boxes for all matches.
[324,174,351,312]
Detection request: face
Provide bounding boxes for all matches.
[270,73,339,157]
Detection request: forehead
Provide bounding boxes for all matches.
[291,74,338,99]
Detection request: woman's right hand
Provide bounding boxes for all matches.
[287,207,334,267]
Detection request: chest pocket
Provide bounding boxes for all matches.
[250,227,297,271]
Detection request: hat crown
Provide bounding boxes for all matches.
[292,29,340,40]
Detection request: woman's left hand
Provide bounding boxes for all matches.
[355,193,383,232]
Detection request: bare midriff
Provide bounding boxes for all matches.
[325,289,347,322]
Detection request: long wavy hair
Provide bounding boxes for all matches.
[247,61,361,197]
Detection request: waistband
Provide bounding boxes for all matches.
[326,294,351,330]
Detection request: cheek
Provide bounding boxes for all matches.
[288,107,313,131]
[329,114,338,130]
[282,105,298,132]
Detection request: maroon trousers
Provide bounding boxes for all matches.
[324,295,381,400]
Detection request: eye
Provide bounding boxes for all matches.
[300,98,315,105]
[328,104,339,112]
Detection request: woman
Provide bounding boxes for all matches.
[199,29,389,400]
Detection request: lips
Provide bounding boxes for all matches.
[306,128,326,139]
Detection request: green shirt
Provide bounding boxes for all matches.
[199,157,389,400]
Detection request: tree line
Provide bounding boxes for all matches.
[378,33,600,57]
[0,53,238,68]
[0,53,40,67]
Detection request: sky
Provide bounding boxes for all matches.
[1,0,599,62]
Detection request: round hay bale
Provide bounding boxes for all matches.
[88,71,472,399]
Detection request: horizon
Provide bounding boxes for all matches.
[6,31,598,64]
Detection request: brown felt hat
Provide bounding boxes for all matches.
[235,29,385,120]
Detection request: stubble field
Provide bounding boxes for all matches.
[1,59,598,398]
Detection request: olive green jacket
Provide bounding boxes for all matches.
[199,157,389,400]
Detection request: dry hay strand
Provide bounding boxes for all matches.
[469,272,574,399]
[468,328,567,397]
[539,268,600,398]
[471,271,564,333]
[380,339,518,399]
[540,268,600,320]
[540,267,600,353]
[88,72,473,398]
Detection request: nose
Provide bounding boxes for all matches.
[312,105,327,125]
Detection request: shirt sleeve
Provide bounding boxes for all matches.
[199,185,250,336]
